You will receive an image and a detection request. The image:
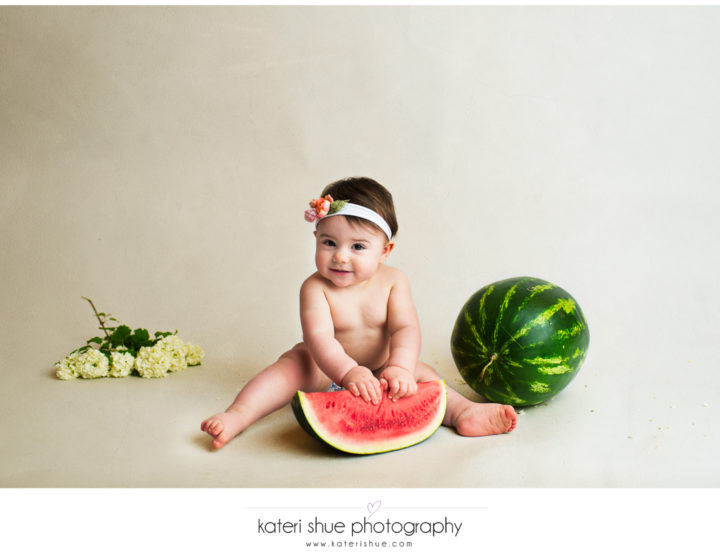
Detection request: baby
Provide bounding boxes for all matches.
[201,177,517,449]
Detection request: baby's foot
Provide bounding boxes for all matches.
[453,403,517,437]
[200,410,250,449]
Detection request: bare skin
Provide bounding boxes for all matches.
[201,215,517,449]
[200,356,517,449]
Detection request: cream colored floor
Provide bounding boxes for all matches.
[2,297,718,488]
[1,6,719,489]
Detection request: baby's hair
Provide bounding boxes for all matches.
[321,177,398,239]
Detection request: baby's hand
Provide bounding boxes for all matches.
[341,366,383,405]
[379,366,417,402]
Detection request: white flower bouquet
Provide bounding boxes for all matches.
[56,297,204,380]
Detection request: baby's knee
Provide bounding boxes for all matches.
[279,344,330,390]
[279,343,311,367]
[415,362,440,381]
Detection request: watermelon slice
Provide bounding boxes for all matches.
[291,380,447,455]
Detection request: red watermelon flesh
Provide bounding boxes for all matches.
[291,380,447,455]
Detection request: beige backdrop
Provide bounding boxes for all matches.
[1,6,718,487]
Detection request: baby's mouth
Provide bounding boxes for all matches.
[330,268,352,274]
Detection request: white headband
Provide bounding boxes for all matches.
[305,196,393,240]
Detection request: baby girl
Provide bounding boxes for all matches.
[202,177,517,449]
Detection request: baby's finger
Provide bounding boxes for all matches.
[396,382,408,400]
[405,381,417,397]
[391,384,404,402]
[357,382,371,403]
[372,379,383,403]
[389,378,400,399]
[365,379,379,404]
[370,385,380,404]
[348,383,360,397]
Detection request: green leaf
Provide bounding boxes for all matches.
[87,337,103,345]
[125,328,154,352]
[328,200,348,214]
[109,325,132,348]
[132,328,151,345]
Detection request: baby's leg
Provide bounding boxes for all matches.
[201,344,331,449]
[415,362,517,437]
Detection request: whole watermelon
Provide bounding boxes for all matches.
[451,277,589,407]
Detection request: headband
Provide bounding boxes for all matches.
[304,195,392,240]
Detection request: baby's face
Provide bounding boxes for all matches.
[314,216,393,288]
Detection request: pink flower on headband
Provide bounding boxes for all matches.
[304,195,333,222]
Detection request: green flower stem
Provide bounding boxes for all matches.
[81,296,110,339]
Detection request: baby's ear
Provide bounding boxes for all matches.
[381,241,395,259]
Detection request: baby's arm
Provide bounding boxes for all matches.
[381,271,422,400]
[300,278,382,403]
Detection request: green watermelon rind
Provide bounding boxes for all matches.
[451,277,590,407]
[291,380,447,455]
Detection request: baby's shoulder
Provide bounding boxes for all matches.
[377,265,410,287]
[300,272,325,295]
[300,273,335,312]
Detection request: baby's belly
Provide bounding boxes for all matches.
[336,329,390,370]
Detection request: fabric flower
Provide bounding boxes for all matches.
[304,195,333,222]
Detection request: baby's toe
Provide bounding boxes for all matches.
[213,430,232,449]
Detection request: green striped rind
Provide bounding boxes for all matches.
[451,277,590,407]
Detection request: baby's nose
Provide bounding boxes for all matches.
[333,249,350,262]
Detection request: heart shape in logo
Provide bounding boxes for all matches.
[367,500,381,518]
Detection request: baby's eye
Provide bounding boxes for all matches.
[352,243,366,251]
[322,239,336,247]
